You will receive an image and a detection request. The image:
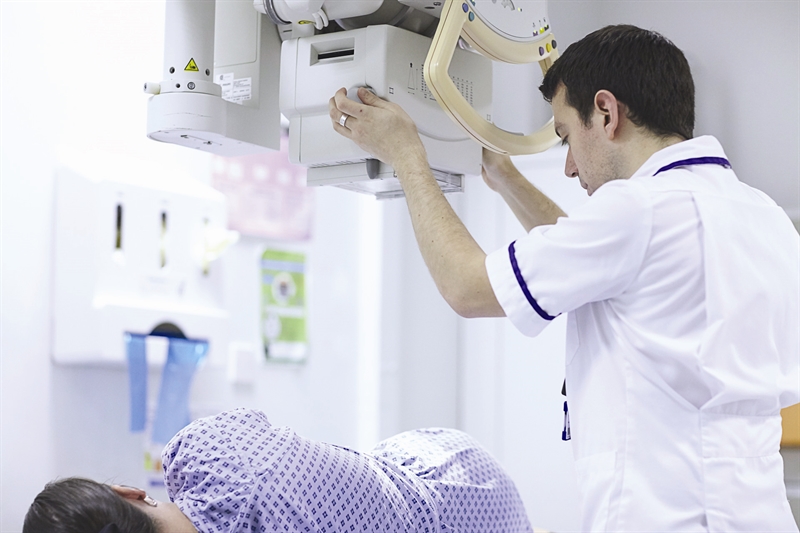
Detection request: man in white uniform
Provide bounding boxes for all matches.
[329,24,799,532]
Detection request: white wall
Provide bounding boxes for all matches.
[379,199,460,439]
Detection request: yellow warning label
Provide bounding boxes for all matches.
[184,58,199,72]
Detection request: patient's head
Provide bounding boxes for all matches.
[23,477,195,533]
[23,478,156,533]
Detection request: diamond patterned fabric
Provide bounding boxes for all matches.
[163,409,532,532]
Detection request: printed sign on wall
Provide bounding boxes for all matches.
[261,249,307,362]
[211,134,314,241]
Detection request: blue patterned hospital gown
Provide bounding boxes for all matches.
[162,409,532,533]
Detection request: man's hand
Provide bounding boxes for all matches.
[481,148,516,192]
[329,87,427,172]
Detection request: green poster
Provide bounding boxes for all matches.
[261,249,307,362]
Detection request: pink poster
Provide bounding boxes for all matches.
[211,135,314,241]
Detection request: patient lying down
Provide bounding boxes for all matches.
[24,408,534,533]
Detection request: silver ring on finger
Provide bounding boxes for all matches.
[338,113,349,128]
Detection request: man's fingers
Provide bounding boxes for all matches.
[329,96,358,135]
[332,121,353,138]
[334,87,391,116]
[329,96,348,123]
[328,96,339,121]
[356,87,388,108]
[334,88,370,117]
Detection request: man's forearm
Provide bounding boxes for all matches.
[492,163,566,232]
[395,153,504,318]
[327,88,503,317]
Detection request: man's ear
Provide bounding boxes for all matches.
[594,90,621,140]
[111,485,147,501]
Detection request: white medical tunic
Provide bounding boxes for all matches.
[486,136,800,532]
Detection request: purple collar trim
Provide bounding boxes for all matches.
[654,157,731,176]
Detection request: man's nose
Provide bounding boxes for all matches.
[564,148,579,178]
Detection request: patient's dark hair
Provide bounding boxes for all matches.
[540,24,695,140]
[23,477,158,533]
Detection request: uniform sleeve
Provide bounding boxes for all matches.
[486,180,653,337]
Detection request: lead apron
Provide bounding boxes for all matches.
[565,159,799,532]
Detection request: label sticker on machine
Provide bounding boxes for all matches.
[218,72,252,104]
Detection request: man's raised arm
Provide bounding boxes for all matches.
[481,149,566,232]
[329,87,501,317]
[328,87,560,318]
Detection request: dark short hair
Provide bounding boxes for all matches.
[23,477,158,533]
[540,24,695,140]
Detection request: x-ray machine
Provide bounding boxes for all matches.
[144,0,560,199]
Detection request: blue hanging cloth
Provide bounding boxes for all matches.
[151,337,209,444]
[125,333,148,433]
[125,332,208,444]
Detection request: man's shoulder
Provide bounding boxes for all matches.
[575,178,654,226]
[596,177,651,196]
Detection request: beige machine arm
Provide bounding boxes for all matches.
[424,0,560,155]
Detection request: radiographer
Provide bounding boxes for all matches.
[329,24,800,532]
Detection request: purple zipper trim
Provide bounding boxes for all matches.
[654,157,731,176]
[508,241,558,321]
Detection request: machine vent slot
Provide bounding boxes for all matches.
[317,49,354,61]
[311,38,356,65]
[309,158,366,168]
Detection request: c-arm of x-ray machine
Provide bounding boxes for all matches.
[144,0,560,198]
